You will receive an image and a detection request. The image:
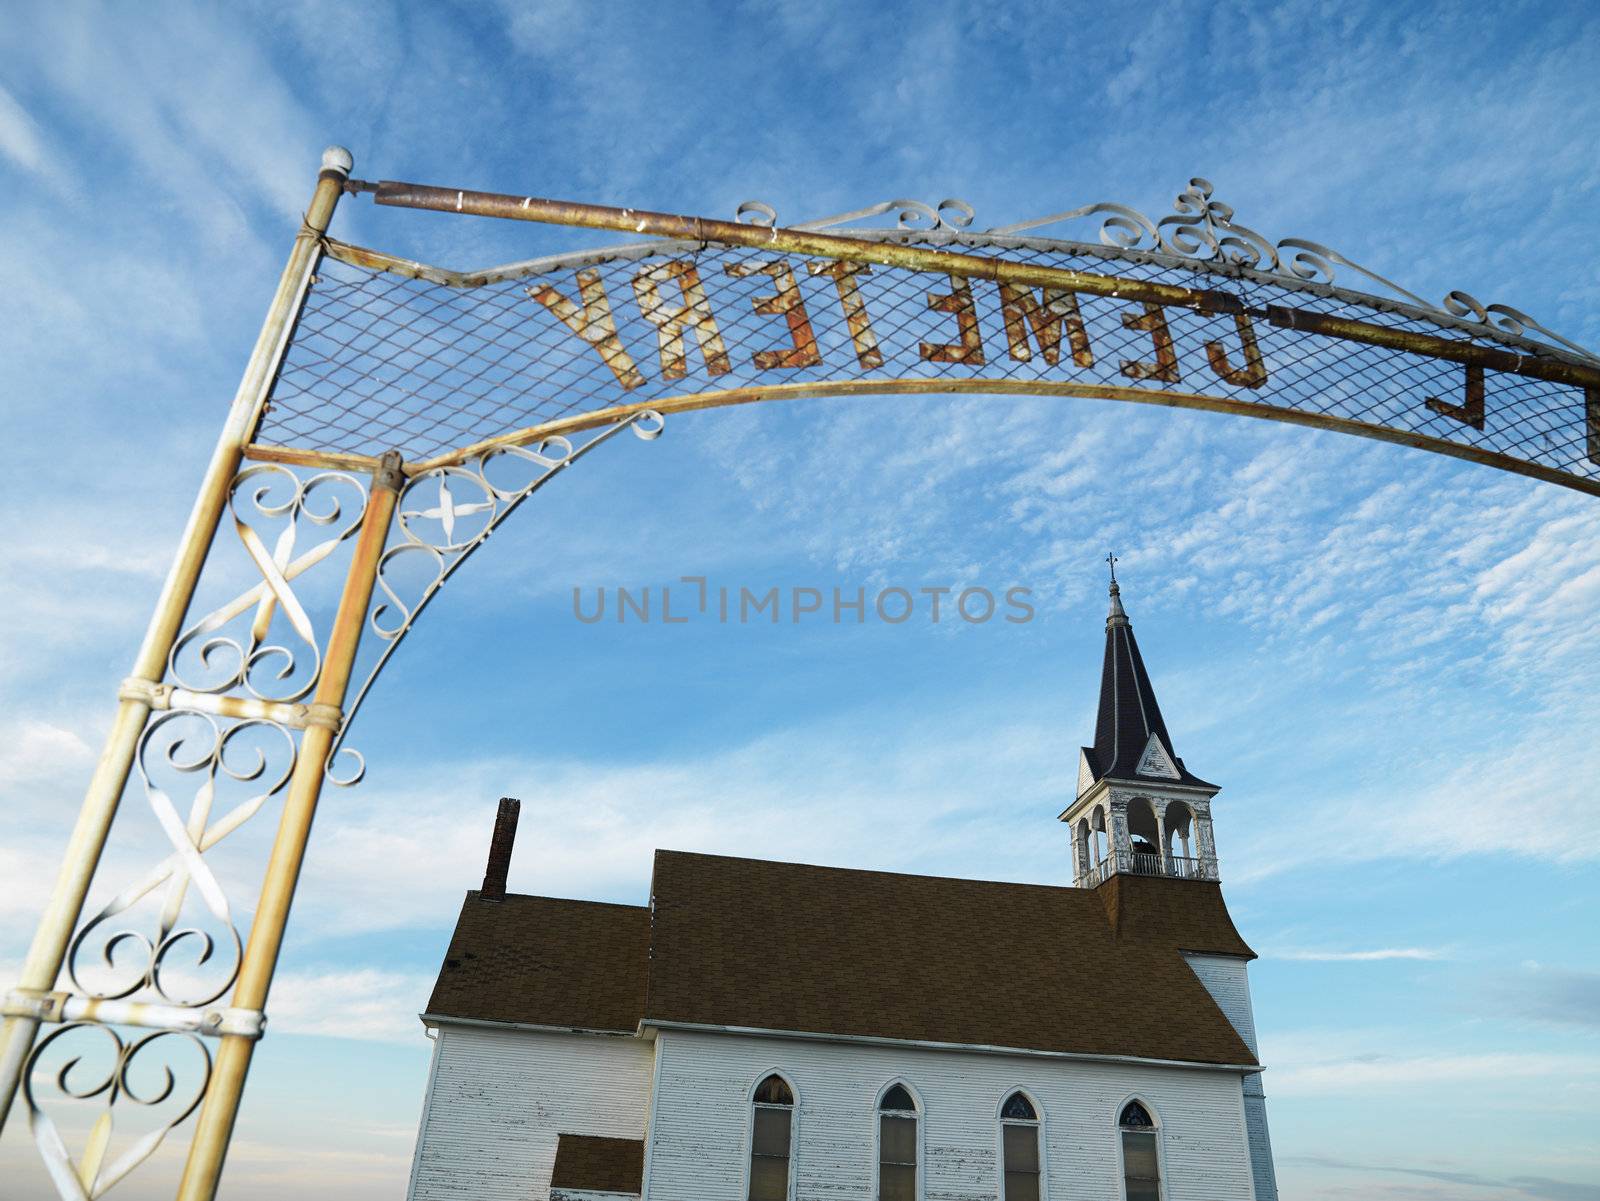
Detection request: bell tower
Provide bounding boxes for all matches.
[1060,558,1222,887]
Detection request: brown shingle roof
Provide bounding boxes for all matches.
[425,892,648,1032]
[1095,871,1255,958]
[550,1134,644,1194]
[425,853,1257,1067]
[645,851,1254,1066]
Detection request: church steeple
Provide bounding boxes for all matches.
[1060,559,1222,887]
[1086,559,1213,792]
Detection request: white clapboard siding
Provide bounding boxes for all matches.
[408,1024,654,1201]
[1180,956,1257,1055]
[646,1029,1256,1201]
[1240,1075,1278,1201]
[1181,954,1277,1201]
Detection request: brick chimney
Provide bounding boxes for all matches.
[480,797,521,902]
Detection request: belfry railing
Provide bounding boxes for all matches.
[1082,853,1207,886]
[1130,852,1204,879]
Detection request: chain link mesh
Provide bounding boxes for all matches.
[254,236,1597,485]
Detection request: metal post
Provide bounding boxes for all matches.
[0,147,352,1135]
[176,451,402,1201]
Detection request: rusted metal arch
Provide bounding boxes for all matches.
[241,178,1600,495]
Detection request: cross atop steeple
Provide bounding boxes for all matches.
[1106,553,1129,630]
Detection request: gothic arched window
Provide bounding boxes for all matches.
[747,1074,794,1201]
[1001,1091,1041,1201]
[877,1084,918,1201]
[1118,1101,1160,1201]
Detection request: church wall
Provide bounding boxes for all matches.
[1180,955,1258,1055]
[1180,954,1277,1201]
[1240,1076,1278,1201]
[646,1028,1256,1201]
[407,1023,655,1201]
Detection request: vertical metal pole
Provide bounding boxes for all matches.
[0,147,353,1134]
[176,451,403,1201]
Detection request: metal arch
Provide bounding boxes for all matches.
[242,175,1600,500]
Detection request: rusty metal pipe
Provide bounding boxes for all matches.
[176,452,402,1201]
[0,147,354,1138]
[363,180,1600,393]
[1261,305,1600,391]
[368,180,1224,309]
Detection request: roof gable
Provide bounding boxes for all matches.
[1135,732,1180,780]
[1076,748,1097,796]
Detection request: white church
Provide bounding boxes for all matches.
[405,576,1279,1201]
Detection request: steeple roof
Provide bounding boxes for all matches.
[1081,573,1215,792]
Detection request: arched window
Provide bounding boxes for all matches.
[748,1074,794,1201]
[877,1084,918,1201]
[1118,1101,1160,1201]
[1000,1092,1041,1201]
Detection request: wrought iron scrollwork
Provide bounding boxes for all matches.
[993,179,1599,365]
[68,713,296,1009]
[24,1023,211,1199]
[739,197,976,233]
[740,180,1595,365]
[168,466,369,702]
[326,410,666,780]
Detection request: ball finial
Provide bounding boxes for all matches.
[321,145,354,176]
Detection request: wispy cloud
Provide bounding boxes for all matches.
[1482,963,1600,1032]
[0,718,94,791]
[0,82,53,180]
[1285,1154,1600,1201]
[1274,1048,1600,1097]
[214,1139,417,1201]
[1266,1024,1600,1101]
[292,711,1076,939]
[270,968,436,1044]
[1268,947,1448,962]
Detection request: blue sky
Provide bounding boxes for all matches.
[2,2,1598,1199]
